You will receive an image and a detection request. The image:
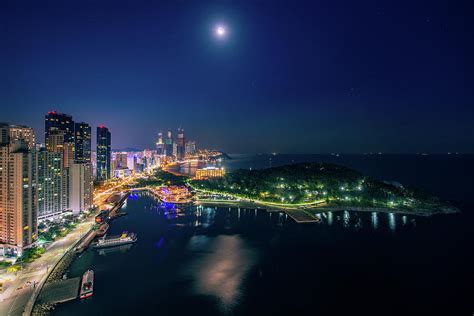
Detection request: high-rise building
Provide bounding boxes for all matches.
[69,162,93,214]
[116,152,128,169]
[127,155,137,171]
[8,125,36,149]
[0,123,8,145]
[45,111,74,143]
[176,128,185,161]
[156,132,165,155]
[45,128,74,168]
[0,123,36,149]
[96,125,111,181]
[185,140,196,157]
[165,129,173,157]
[0,138,38,257]
[36,150,65,220]
[74,122,91,163]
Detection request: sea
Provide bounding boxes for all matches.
[54,154,473,316]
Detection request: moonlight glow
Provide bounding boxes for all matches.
[214,25,227,38]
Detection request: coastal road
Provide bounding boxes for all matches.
[0,220,93,316]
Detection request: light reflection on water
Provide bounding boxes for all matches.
[184,235,257,311]
[389,213,396,232]
[372,212,378,230]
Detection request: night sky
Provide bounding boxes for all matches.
[1,0,473,153]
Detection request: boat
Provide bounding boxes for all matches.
[80,269,94,299]
[92,232,137,249]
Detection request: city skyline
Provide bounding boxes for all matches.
[2,1,473,154]
[0,1,472,314]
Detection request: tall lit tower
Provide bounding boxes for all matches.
[165,129,173,157]
[176,128,185,161]
[156,131,165,155]
[45,111,74,143]
[74,122,91,163]
[0,126,38,256]
[96,125,111,181]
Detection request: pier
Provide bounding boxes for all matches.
[284,209,321,223]
[35,277,81,305]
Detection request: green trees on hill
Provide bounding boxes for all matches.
[190,162,443,209]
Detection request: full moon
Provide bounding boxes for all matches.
[215,25,227,38]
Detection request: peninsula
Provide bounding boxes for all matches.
[189,162,459,216]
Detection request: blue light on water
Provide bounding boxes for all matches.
[155,237,165,249]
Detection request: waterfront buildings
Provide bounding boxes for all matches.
[0,133,38,257]
[69,162,93,215]
[37,150,65,220]
[195,167,225,180]
[96,125,111,181]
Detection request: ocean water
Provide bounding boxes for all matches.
[54,155,473,316]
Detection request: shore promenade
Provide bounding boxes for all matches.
[0,218,94,316]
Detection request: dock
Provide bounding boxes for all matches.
[284,209,320,223]
[36,277,81,305]
[74,229,97,253]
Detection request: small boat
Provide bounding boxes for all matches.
[80,270,94,299]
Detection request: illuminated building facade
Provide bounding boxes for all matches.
[74,122,91,163]
[69,162,93,214]
[45,111,74,143]
[156,132,165,155]
[165,129,173,157]
[185,140,196,157]
[8,125,36,149]
[195,167,225,180]
[37,150,65,220]
[0,139,38,257]
[176,128,185,161]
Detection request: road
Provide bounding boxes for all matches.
[0,220,92,316]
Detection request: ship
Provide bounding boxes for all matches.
[80,269,94,299]
[92,232,137,249]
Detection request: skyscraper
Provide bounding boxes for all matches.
[8,125,36,149]
[45,111,74,143]
[156,132,165,155]
[165,129,173,157]
[96,125,111,181]
[69,162,93,214]
[0,131,38,257]
[176,128,185,161]
[74,122,91,163]
[185,140,196,157]
[37,150,65,220]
